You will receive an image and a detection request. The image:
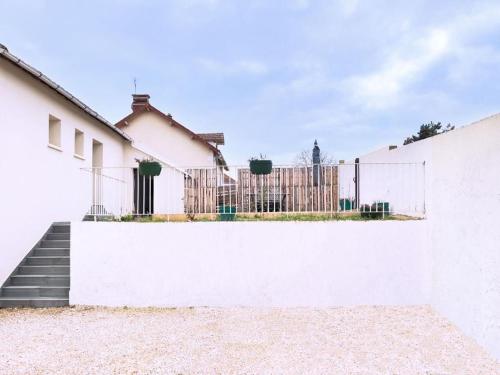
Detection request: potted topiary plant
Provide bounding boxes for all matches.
[249,154,272,175]
[137,158,162,176]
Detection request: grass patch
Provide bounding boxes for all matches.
[116,212,419,222]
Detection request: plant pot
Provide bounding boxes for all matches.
[339,198,354,211]
[250,160,272,175]
[218,205,236,221]
[360,202,390,219]
[139,161,162,176]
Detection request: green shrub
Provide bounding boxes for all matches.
[138,159,162,176]
[360,202,390,219]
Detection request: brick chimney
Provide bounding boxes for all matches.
[131,94,150,111]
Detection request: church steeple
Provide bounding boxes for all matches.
[313,140,321,186]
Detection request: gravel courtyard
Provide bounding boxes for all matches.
[0,305,498,374]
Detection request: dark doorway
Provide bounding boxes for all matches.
[354,158,360,209]
[133,168,154,215]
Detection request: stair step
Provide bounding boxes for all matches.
[33,248,69,257]
[40,240,70,248]
[0,222,71,309]
[51,224,70,233]
[17,265,69,275]
[45,233,70,240]
[25,256,70,266]
[2,286,69,298]
[0,297,69,308]
[8,275,70,287]
[4,275,69,287]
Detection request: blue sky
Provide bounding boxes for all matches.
[2,0,500,164]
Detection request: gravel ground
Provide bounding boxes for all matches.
[0,305,498,374]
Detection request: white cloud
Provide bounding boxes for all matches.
[345,28,451,109]
[290,0,310,10]
[197,58,269,75]
[448,45,500,85]
[172,0,222,8]
[338,0,359,16]
[342,2,500,110]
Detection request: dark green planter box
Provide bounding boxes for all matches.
[360,202,390,219]
[139,161,162,176]
[339,198,354,211]
[250,160,272,175]
[218,205,236,221]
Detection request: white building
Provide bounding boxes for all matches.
[0,44,226,286]
[117,94,225,168]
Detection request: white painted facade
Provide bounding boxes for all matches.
[120,111,216,168]
[428,116,500,361]
[69,113,500,360]
[0,49,224,285]
[0,57,126,285]
[1,44,499,360]
[354,116,500,360]
[336,159,426,216]
[70,221,430,307]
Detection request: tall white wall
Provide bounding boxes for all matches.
[356,114,500,359]
[0,59,126,284]
[428,115,500,360]
[70,221,430,307]
[358,143,430,216]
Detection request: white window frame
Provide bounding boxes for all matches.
[74,128,85,159]
[48,114,62,151]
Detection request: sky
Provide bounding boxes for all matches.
[1,0,500,165]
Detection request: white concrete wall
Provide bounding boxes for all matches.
[121,111,216,168]
[356,114,500,359]
[358,145,429,216]
[428,115,500,360]
[70,221,430,307]
[0,59,126,284]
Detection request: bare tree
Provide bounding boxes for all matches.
[293,149,336,166]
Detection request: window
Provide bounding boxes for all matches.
[92,139,103,168]
[74,129,84,158]
[48,114,61,148]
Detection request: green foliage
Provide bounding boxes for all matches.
[234,212,396,221]
[116,211,414,223]
[138,159,162,176]
[360,202,390,219]
[249,159,273,175]
[119,215,159,222]
[218,205,236,221]
[403,122,454,145]
[249,153,267,161]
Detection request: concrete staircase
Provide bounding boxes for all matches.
[0,222,70,308]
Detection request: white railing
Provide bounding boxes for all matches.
[184,162,426,217]
[80,168,129,217]
[81,165,187,217]
[82,162,426,218]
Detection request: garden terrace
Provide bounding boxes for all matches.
[82,162,426,220]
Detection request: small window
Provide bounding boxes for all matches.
[92,139,103,168]
[48,115,61,148]
[74,129,84,158]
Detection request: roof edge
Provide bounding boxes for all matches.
[115,104,223,156]
[0,45,131,142]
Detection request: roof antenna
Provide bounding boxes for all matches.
[133,77,137,94]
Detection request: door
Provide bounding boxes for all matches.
[91,140,104,214]
[133,169,155,215]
